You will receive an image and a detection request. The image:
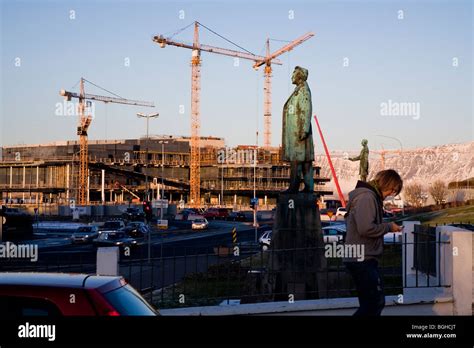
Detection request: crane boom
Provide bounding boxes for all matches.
[253,32,314,68]
[153,35,282,65]
[60,90,155,107]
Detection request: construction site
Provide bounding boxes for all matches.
[0,136,332,208]
[0,21,336,211]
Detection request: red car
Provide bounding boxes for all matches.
[0,272,158,316]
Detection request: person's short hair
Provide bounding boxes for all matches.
[374,169,403,196]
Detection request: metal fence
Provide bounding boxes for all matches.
[120,232,452,309]
[0,223,459,310]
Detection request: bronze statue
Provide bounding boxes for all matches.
[282,66,314,193]
[349,139,369,182]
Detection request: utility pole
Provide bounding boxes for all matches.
[137,112,159,201]
[221,163,224,207]
[253,131,259,243]
[159,140,169,221]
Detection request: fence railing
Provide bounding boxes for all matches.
[119,233,451,309]
[0,223,459,310]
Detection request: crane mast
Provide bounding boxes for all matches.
[190,22,201,207]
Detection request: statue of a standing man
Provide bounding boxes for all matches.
[282,66,314,193]
[349,139,369,182]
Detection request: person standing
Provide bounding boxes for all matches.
[344,169,403,316]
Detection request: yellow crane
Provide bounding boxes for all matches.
[60,78,154,205]
[372,145,402,170]
[154,21,313,206]
[153,21,282,207]
[253,33,315,148]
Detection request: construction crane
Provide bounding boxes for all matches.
[253,33,315,148]
[153,21,283,207]
[60,78,154,205]
[372,145,402,170]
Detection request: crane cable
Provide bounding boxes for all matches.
[196,21,255,55]
[82,78,125,100]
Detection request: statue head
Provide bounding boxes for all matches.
[361,139,368,147]
[291,66,308,85]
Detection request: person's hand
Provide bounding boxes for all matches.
[389,222,403,232]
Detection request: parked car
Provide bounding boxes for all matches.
[191,218,209,230]
[122,207,145,221]
[258,230,272,251]
[71,225,99,244]
[0,272,158,316]
[93,231,138,248]
[322,224,346,243]
[99,220,126,231]
[336,207,347,217]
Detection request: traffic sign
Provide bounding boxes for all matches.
[157,219,168,229]
[152,199,168,209]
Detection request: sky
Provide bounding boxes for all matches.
[0,0,472,153]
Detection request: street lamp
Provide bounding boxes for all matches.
[253,131,259,243]
[137,112,159,201]
[159,140,169,221]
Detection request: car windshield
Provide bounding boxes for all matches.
[103,284,157,315]
[194,219,205,223]
[77,227,93,232]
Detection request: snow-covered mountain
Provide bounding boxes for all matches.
[315,141,474,196]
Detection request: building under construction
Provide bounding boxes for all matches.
[0,136,332,207]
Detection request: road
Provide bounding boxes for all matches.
[0,220,270,281]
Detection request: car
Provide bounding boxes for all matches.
[322,224,346,243]
[227,211,247,221]
[99,220,126,231]
[191,218,209,230]
[122,207,145,221]
[121,222,150,239]
[204,208,229,220]
[92,231,138,248]
[71,225,99,244]
[384,231,402,244]
[336,207,347,217]
[258,230,272,251]
[0,272,158,316]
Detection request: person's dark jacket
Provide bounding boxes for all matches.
[344,180,390,261]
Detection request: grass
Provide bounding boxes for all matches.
[403,205,474,225]
[151,245,403,309]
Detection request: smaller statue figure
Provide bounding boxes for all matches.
[348,139,369,182]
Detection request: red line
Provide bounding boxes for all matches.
[313,114,346,208]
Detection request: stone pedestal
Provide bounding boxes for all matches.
[268,193,327,300]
